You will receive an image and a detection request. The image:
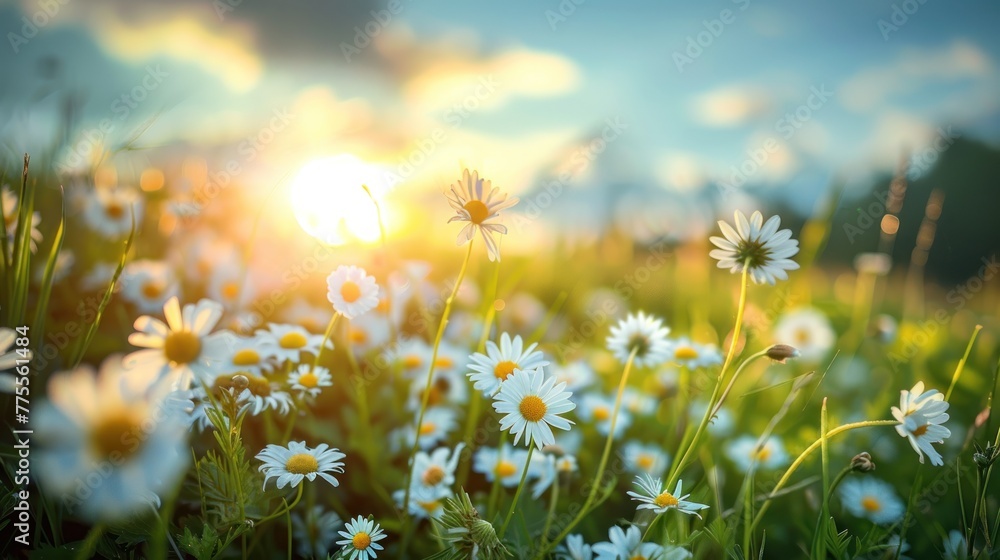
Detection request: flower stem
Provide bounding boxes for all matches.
[311,313,340,373]
[257,484,304,525]
[532,347,638,560]
[750,419,897,533]
[498,438,534,540]
[540,475,560,549]
[487,430,509,519]
[401,240,475,539]
[946,324,982,402]
[75,523,105,560]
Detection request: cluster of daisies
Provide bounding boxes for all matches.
[16,168,965,559]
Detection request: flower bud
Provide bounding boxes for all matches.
[231,374,250,391]
[766,344,800,363]
[851,452,876,473]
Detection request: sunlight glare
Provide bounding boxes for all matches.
[289,155,390,245]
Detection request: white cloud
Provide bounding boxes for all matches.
[692,86,773,127]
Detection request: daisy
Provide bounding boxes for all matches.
[942,530,968,560]
[407,407,458,450]
[394,484,451,520]
[627,474,709,518]
[558,534,593,560]
[551,360,596,392]
[121,260,179,314]
[411,443,465,490]
[467,332,549,397]
[891,381,951,466]
[336,516,387,560]
[838,477,905,525]
[606,312,671,368]
[392,338,435,377]
[34,356,189,521]
[346,312,391,353]
[578,393,632,439]
[282,297,333,334]
[592,526,688,560]
[2,185,43,254]
[445,168,519,261]
[215,332,277,376]
[257,323,332,364]
[289,364,334,398]
[473,444,532,487]
[407,366,469,411]
[257,441,346,490]
[725,435,789,471]
[709,210,799,285]
[327,265,380,319]
[666,337,723,369]
[291,506,342,560]
[82,186,143,238]
[80,262,119,292]
[492,367,576,449]
[620,441,671,478]
[219,373,295,416]
[623,387,657,416]
[773,308,835,362]
[125,297,229,391]
[207,265,254,312]
[530,449,578,499]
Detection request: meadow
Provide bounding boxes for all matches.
[1,155,998,560]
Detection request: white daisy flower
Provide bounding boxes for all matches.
[326,265,380,320]
[620,441,671,478]
[411,443,465,490]
[467,332,549,397]
[492,367,576,449]
[627,474,709,518]
[0,326,30,394]
[82,186,143,238]
[725,435,789,472]
[473,444,532,487]
[407,407,458,450]
[942,530,968,560]
[606,312,671,368]
[125,297,229,391]
[346,312,391,353]
[192,373,294,422]
[407,366,468,411]
[666,337,723,369]
[289,364,334,398]
[256,441,346,490]
[2,185,43,254]
[530,449,577,499]
[623,387,657,416]
[257,323,332,364]
[891,381,951,466]
[207,264,254,312]
[551,360,596,392]
[291,505,342,560]
[394,484,451,520]
[391,338,434,377]
[336,516,387,560]
[592,525,689,560]
[773,308,835,362]
[80,262,119,292]
[838,477,905,525]
[281,297,333,334]
[557,534,593,560]
[34,356,189,521]
[214,332,277,377]
[709,210,800,285]
[445,168,519,262]
[578,393,631,439]
[121,259,179,314]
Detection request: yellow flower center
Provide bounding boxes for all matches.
[376,298,390,313]
[419,422,436,436]
[418,500,441,513]
[403,355,423,369]
[286,453,319,474]
[654,491,679,508]
[674,346,699,360]
[105,201,125,219]
[913,424,929,437]
[298,372,319,388]
[163,330,201,364]
[519,395,547,422]
[232,348,260,366]
[422,465,446,486]
[755,446,772,462]
[593,406,610,422]
[636,454,655,470]
[494,360,517,380]
[352,532,371,550]
[464,200,489,224]
[495,460,517,478]
[142,281,164,299]
[279,331,308,349]
[222,281,240,301]
[861,496,881,512]
[90,410,142,460]
[795,328,810,344]
[435,356,454,369]
[349,328,368,344]
[631,556,648,560]
[340,280,362,303]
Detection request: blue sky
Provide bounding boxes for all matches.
[1,0,998,222]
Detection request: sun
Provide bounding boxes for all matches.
[289,155,390,245]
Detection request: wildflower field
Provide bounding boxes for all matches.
[1,151,998,560]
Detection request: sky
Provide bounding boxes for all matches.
[1,0,998,233]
